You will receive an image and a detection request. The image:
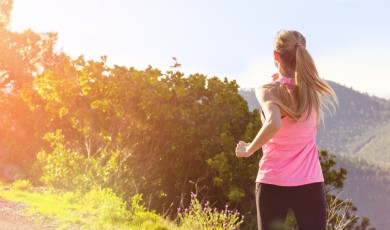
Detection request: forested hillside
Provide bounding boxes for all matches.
[319,81,390,165]
[337,155,390,229]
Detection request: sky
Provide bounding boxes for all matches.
[10,0,390,99]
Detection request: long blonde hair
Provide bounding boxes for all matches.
[269,30,338,124]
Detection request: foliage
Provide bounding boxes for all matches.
[17,53,260,217]
[177,193,244,230]
[0,0,13,27]
[1,184,248,230]
[129,194,172,230]
[320,150,347,191]
[0,187,173,230]
[0,0,57,183]
[37,129,134,196]
[0,4,57,89]
[10,179,32,191]
[327,193,358,230]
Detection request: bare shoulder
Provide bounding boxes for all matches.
[255,82,278,102]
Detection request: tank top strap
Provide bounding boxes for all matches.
[274,77,296,86]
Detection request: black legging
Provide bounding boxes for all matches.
[255,182,326,230]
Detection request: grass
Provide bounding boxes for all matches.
[0,181,174,230]
[0,180,244,230]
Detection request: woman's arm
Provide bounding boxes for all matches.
[235,85,282,158]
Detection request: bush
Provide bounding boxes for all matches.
[84,188,130,225]
[10,179,32,191]
[129,194,172,230]
[82,191,172,229]
[37,130,131,193]
[177,193,244,230]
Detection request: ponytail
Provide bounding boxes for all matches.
[270,30,338,124]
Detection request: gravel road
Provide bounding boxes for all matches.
[0,198,57,230]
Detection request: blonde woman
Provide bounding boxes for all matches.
[235,30,337,230]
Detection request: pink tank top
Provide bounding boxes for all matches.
[255,77,324,186]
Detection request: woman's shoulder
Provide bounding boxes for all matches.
[256,82,281,94]
[255,82,279,102]
[256,82,279,92]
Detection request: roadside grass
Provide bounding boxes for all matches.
[0,180,174,230]
[0,180,244,230]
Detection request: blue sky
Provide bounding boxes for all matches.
[10,0,390,98]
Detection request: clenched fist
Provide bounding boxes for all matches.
[235,141,252,158]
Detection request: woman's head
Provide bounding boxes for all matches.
[270,29,338,124]
[274,30,306,74]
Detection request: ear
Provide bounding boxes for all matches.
[273,51,280,68]
[273,51,280,61]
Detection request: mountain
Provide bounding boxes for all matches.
[239,81,390,229]
[336,155,390,229]
[318,81,390,166]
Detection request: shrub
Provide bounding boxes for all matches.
[37,130,131,193]
[129,194,172,230]
[177,193,244,230]
[326,192,358,229]
[84,188,130,225]
[10,179,32,191]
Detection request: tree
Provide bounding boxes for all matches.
[26,55,260,214]
[0,0,12,28]
[0,0,57,181]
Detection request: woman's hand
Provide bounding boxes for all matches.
[235,141,252,158]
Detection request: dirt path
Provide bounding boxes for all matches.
[0,198,57,230]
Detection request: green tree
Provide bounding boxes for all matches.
[0,0,57,181]
[26,55,260,215]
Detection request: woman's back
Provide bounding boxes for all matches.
[256,78,323,186]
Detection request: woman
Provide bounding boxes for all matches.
[235,30,337,230]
